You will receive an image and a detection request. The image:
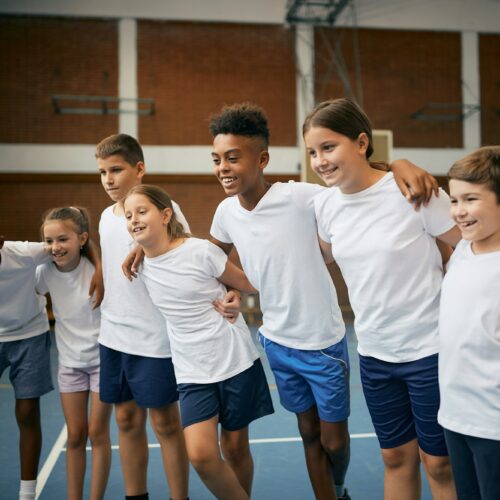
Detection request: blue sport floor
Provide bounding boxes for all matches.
[0,325,434,499]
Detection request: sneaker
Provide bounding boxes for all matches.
[337,489,351,500]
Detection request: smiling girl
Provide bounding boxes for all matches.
[123,184,273,500]
[36,207,111,500]
[303,98,461,500]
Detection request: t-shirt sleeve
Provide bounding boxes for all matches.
[35,264,49,295]
[171,200,191,234]
[205,240,229,278]
[2,241,50,267]
[210,202,233,244]
[313,192,330,242]
[421,188,456,237]
[291,181,326,211]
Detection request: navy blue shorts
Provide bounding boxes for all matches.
[178,358,274,430]
[260,333,350,422]
[99,344,178,408]
[360,353,447,456]
[0,331,53,399]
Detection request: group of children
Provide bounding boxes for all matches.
[0,98,498,500]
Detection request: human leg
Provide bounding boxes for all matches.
[15,398,42,481]
[183,415,247,500]
[60,391,89,500]
[88,391,112,500]
[467,432,500,500]
[220,426,253,496]
[149,403,189,500]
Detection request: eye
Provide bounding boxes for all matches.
[228,156,238,163]
[323,144,335,152]
[307,150,316,157]
[139,209,146,215]
[212,157,220,165]
[450,198,457,205]
[125,213,131,220]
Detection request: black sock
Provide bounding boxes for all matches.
[125,494,149,500]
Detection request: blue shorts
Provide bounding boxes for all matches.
[360,353,447,456]
[178,358,274,430]
[0,331,53,399]
[99,344,178,408]
[259,333,350,422]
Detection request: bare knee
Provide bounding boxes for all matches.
[88,424,109,447]
[188,448,220,477]
[15,399,40,428]
[115,405,146,433]
[221,438,250,465]
[66,428,88,450]
[149,409,182,440]
[421,453,453,483]
[321,433,348,456]
[298,418,321,447]
[382,446,420,472]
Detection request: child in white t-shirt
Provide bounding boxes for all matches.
[36,206,111,500]
[304,98,461,500]
[438,146,500,500]
[123,184,273,500]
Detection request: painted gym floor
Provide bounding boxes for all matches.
[0,325,434,499]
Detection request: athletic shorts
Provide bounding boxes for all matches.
[177,358,274,430]
[99,344,178,408]
[259,333,350,422]
[0,331,53,399]
[360,353,448,456]
[58,364,100,393]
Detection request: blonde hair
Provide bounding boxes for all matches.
[41,206,91,258]
[125,184,190,240]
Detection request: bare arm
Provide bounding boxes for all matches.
[436,225,461,248]
[87,240,104,309]
[122,245,145,281]
[390,159,439,210]
[318,236,334,265]
[218,260,257,294]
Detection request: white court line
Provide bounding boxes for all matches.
[36,424,67,500]
[72,432,377,452]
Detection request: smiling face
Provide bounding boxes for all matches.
[97,154,144,206]
[124,193,171,254]
[449,179,500,253]
[304,126,369,193]
[43,219,87,272]
[211,134,269,198]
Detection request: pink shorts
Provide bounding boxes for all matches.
[58,364,100,393]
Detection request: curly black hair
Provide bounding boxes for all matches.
[209,103,270,148]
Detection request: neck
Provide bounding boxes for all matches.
[113,200,125,216]
[143,234,185,258]
[238,178,272,211]
[340,161,386,194]
[471,232,500,254]
[55,255,81,273]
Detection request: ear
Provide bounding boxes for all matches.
[358,133,369,155]
[162,207,173,226]
[259,150,270,171]
[79,232,89,247]
[135,161,146,179]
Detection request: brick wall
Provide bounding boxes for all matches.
[137,20,297,145]
[314,27,463,148]
[0,15,118,143]
[479,33,500,146]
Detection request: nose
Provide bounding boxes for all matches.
[104,172,113,185]
[451,202,466,219]
[311,153,325,171]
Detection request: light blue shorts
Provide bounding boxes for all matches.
[259,333,350,422]
[0,331,53,399]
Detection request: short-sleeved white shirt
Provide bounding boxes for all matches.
[315,173,455,363]
[98,202,190,357]
[0,241,50,341]
[210,181,345,350]
[141,238,260,384]
[438,240,500,440]
[36,258,100,368]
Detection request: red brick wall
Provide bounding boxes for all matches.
[479,33,500,146]
[0,15,118,143]
[314,27,463,148]
[137,21,297,145]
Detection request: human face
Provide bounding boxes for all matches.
[43,220,87,272]
[211,134,269,198]
[304,126,369,192]
[124,193,171,255]
[449,179,500,253]
[97,154,144,204]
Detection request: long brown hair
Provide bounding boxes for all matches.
[125,184,190,240]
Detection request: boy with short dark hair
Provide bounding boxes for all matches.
[95,133,189,500]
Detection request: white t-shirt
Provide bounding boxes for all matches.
[98,202,189,357]
[141,238,260,384]
[438,239,500,440]
[315,173,455,363]
[210,181,345,350]
[36,258,100,368]
[0,241,50,341]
